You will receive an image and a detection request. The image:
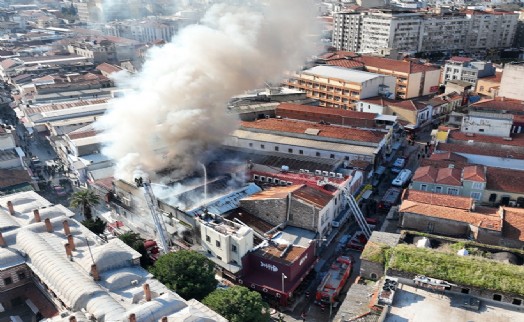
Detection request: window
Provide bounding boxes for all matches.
[288,148,293,153]
[461,288,470,294]
[17,271,26,280]
[512,298,522,306]
[493,294,502,302]
[316,152,321,157]
[330,154,335,159]
[232,245,237,253]
[206,235,210,242]
[471,192,482,200]
[4,277,13,285]
[217,256,222,260]
[344,156,350,161]
[472,182,484,189]
[248,143,253,147]
[447,188,459,195]
[420,184,427,191]
[370,273,378,279]
[274,146,279,152]
[216,240,221,248]
[478,129,484,133]
[435,186,442,193]
[260,144,265,149]
[299,150,304,155]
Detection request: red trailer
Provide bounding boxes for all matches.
[315,256,353,304]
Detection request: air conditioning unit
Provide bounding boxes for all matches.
[322,171,329,177]
[260,176,266,182]
[304,170,310,174]
[315,170,322,175]
[329,172,336,178]
[299,169,305,173]
[336,173,343,179]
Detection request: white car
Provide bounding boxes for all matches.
[393,157,406,168]
[392,169,412,187]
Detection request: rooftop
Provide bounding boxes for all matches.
[302,65,385,83]
[276,102,377,120]
[486,167,524,195]
[449,131,524,147]
[411,165,462,186]
[470,97,524,113]
[399,199,501,231]
[402,190,474,211]
[240,118,386,144]
[502,207,524,242]
[436,142,524,160]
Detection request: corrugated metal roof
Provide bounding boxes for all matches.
[230,130,377,156]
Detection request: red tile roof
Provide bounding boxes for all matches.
[449,131,524,147]
[96,62,123,74]
[400,200,501,231]
[448,56,473,63]
[486,167,524,195]
[242,185,303,200]
[388,100,428,111]
[502,207,524,241]
[359,96,397,107]
[319,51,359,60]
[429,151,468,162]
[0,169,31,188]
[470,97,524,113]
[240,118,386,143]
[276,103,376,120]
[462,165,486,182]
[403,189,473,210]
[436,142,524,160]
[327,59,365,69]
[68,130,97,140]
[412,165,462,186]
[293,185,333,208]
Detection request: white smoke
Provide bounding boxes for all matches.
[97,0,319,182]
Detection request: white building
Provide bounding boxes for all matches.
[499,62,524,101]
[461,112,514,138]
[443,57,496,86]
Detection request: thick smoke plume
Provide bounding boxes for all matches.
[97,0,319,182]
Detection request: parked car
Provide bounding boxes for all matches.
[53,185,67,196]
[393,157,406,168]
[392,169,412,187]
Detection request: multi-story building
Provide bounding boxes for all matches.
[285,65,396,108]
[442,57,496,86]
[332,12,363,52]
[101,17,187,43]
[332,9,519,54]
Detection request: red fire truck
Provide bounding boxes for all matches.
[316,256,353,304]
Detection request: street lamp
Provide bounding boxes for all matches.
[281,273,287,293]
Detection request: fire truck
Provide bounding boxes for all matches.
[316,256,353,304]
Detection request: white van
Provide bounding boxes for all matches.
[392,169,412,187]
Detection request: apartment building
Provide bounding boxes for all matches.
[286,65,395,108]
[442,57,496,85]
[332,9,519,54]
[499,62,524,101]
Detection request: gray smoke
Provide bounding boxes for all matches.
[97,0,319,182]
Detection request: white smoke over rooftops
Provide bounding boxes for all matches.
[96,0,319,182]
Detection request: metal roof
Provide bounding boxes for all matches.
[230,130,378,156]
[303,65,383,83]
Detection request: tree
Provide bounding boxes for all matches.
[150,250,217,301]
[202,286,270,322]
[82,217,106,235]
[69,189,100,220]
[118,232,153,268]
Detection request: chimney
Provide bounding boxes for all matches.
[161,317,168,322]
[91,264,100,281]
[69,316,77,322]
[33,209,41,223]
[143,283,152,302]
[44,218,53,233]
[129,314,136,322]
[7,201,14,215]
[65,243,72,258]
[63,220,71,236]
[67,234,76,251]
[0,232,6,247]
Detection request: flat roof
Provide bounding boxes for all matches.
[303,65,383,83]
[386,284,524,322]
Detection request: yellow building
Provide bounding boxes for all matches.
[286,65,396,109]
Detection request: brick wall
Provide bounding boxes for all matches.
[0,264,31,292]
[288,197,318,231]
[400,212,470,238]
[360,259,385,280]
[239,198,288,226]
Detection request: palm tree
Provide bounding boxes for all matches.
[69,189,100,220]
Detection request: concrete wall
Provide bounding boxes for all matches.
[239,197,288,227]
[461,115,513,138]
[422,69,441,96]
[289,197,318,232]
[399,212,470,237]
[0,133,16,150]
[407,72,422,99]
[360,259,385,280]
